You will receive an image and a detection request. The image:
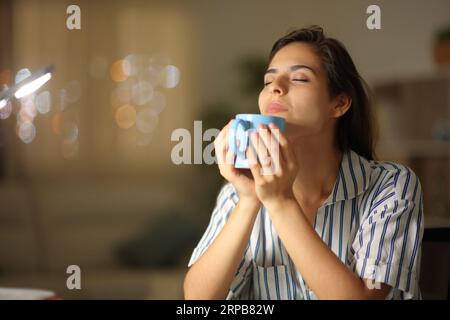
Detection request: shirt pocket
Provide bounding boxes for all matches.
[252,264,295,300]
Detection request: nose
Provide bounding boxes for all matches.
[269,78,286,95]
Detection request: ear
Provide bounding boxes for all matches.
[330,93,352,119]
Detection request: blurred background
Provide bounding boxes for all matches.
[0,0,449,299]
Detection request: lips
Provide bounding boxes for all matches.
[267,102,288,114]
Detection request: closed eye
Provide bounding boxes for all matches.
[263,79,308,86]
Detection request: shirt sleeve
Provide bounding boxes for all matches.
[187,182,254,299]
[350,165,424,300]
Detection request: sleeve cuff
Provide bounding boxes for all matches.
[352,258,419,299]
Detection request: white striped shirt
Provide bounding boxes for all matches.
[188,149,424,300]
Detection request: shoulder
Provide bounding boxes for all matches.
[367,160,422,206]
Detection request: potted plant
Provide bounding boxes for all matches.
[434,25,450,67]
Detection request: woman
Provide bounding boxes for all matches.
[184,26,424,300]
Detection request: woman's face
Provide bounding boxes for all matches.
[258,42,347,140]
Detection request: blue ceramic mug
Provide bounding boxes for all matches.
[228,114,286,169]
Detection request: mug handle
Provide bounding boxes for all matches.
[229,118,250,154]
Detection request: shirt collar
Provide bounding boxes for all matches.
[322,149,373,206]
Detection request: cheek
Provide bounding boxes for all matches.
[309,85,331,109]
[314,94,334,120]
[291,91,330,123]
[258,90,265,112]
[292,91,319,115]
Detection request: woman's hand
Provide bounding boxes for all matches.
[215,120,260,203]
[246,123,298,207]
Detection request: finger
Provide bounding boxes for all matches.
[216,143,226,165]
[224,119,237,155]
[225,143,235,166]
[252,129,271,168]
[217,119,237,164]
[269,123,295,164]
[257,125,281,176]
[265,125,283,175]
[251,130,277,177]
[258,125,279,170]
[246,141,262,183]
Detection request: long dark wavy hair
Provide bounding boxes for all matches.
[268,25,377,160]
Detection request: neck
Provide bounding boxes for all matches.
[290,134,343,206]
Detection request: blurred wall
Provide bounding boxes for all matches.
[8,0,196,181]
[5,0,450,179]
[189,0,450,109]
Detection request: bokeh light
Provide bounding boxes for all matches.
[161,65,180,88]
[132,81,154,106]
[148,90,166,114]
[17,121,36,144]
[62,140,79,159]
[111,81,132,110]
[59,88,68,111]
[124,54,145,77]
[0,100,12,119]
[6,71,83,145]
[136,107,158,134]
[62,121,79,143]
[15,68,31,84]
[110,59,130,82]
[52,112,63,135]
[145,65,162,86]
[65,80,81,104]
[115,104,136,129]
[17,108,34,124]
[35,90,51,114]
[19,94,38,120]
[111,54,180,146]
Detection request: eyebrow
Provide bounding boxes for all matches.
[265,64,316,75]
